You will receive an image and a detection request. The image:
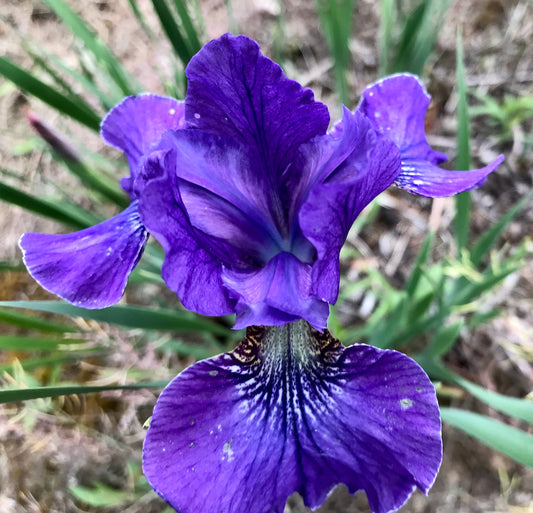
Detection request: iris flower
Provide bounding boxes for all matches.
[19,34,503,513]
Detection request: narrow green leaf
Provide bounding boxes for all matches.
[470,191,532,266]
[0,307,75,333]
[0,381,168,403]
[223,0,239,34]
[151,0,193,66]
[42,0,140,95]
[406,291,434,324]
[424,362,533,424]
[127,0,154,39]
[45,51,117,111]
[369,295,408,348]
[0,335,85,350]
[379,0,394,76]
[392,0,453,76]
[314,0,356,106]
[454,30,471,251]
[0,179,96,229]
[423,320,464,358]
[441,408,533,468]
[458,379,533,424]
[160,339,216,360]
[70,483,133,508]
[405,231,434,296]
[59,159,129,208]
[0,349,101,373]
[454,264,524,306]
[0,57,101,131]
[171,0,202,54]
[0,301,230,336]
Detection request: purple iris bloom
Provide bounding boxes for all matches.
[19,94,186,308]
[18,33,504,513]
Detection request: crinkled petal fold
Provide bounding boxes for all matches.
[357,73,504,197]
[143,321,442,513]
[184,33,329,231]
[100,94,185,195]
[299,110,401,302]
[19,202,147,308]
[222,252,330,331]
[137,149,236,316]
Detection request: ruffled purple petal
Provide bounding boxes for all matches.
[100,94,185,195]
[357,73,503,197]
[222,252,330,331]
[358,73,447,165]
[137,149,236,316]
[184,33,329,234]
[143,322,442,513]
[19,202,147,308]
[299,110,401,303]
[397,155,505,197]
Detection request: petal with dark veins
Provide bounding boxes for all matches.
[143,321,442,513]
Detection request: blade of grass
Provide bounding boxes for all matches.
[0,349,102,373]
[405,231,434,295]
[0,381,169,403]
[0,178,100,229]
[42,0,141,95]
[0,335,85,350]
[45,51,118,111]
[0,301,230,336]
[0,57,101,131]
[441,408,533,468]
[171,0,202,54]
[422,320,464,358]
[470,191,532,266]
[315,0,356,106]
[379,0,394,76]
[0,307,75,333]
[454,30,471,252]
[127,0,154,39]
[391,0,453,76]
[150,0,194,67]
[422,360,533,423]
[59,158,129,208]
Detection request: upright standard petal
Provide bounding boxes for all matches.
[299,110,401,303]
[184,33,330,235]
[19,202,148,308]
[358,73,504,197]
[144,321,442,513]
[154,129,285,256]
[101,94,185,195]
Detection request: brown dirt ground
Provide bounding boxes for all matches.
[1,1,532,512]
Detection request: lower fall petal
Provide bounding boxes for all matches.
[143,321,442,513]
[396,155,505,197]
[19,202,147,308]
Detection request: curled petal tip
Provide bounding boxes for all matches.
[397,154,504,198]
